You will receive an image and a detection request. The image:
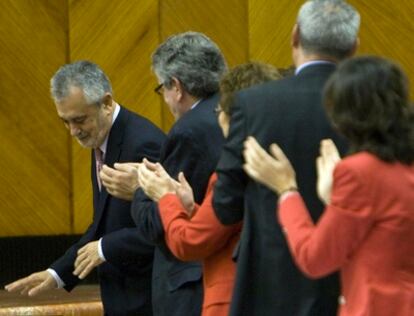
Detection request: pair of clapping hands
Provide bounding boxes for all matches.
[243,137,341,205]
[101,159,196,216]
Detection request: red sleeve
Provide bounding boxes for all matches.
[278,161,374,278]
[158,175,240,261]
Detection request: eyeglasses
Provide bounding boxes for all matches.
[154,83,164,95]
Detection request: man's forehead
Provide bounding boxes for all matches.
[55,98,95,120]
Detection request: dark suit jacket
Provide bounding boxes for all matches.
[213,64,347,316]
[131,94,225,316]
[50,106,166,316]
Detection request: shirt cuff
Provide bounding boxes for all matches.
[46,268,65,288]
[98,237,107,261]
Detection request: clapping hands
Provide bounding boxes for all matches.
[138,159,195,216]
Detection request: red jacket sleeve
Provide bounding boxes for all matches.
[158,174,240,261]
[278,161,374,278]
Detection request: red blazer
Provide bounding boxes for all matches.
[158,173,241,316]
[278,152,414,316]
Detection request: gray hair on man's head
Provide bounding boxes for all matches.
[152,31,227,99]
[50,60,112,105]
[297,0,360,59]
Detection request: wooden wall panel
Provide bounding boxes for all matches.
[160,0,249,130]
[249,0,413,96]
[1,0,413,237]
[68,0,160,233]
[348,0,414,98]
[0,0,70,236]
[249,0,302,66]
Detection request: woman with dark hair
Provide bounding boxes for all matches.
[243,56,414,316]
[138,62,283,316]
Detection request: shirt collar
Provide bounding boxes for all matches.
[99,104,120,155]
[295,60,335,75]
[191,99,202,110]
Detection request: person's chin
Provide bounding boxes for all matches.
[76,137,93,148]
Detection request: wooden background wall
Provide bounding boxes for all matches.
[0,0,412,236]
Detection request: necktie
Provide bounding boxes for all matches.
[95,148,104,191]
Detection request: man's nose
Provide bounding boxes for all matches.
[69,123,80,136]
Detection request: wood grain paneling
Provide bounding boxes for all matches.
[1,0,413,237]
[0,0,69,236]
[160,0,249,130]
[249,0,302,67]
[68,0,160,233]
[348,0,414,97]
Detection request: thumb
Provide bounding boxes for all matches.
[269,143,288,163]
[178,172,189,187]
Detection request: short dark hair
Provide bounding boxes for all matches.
[324,56,414,164]
[219,62,283,115]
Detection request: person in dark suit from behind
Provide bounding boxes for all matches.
[213,0,360,315]
[243,55,414,316]
[101,31,226,316]
[5,61,166,316]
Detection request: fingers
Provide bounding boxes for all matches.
[73,242,101,280]
[243,137,268,166]
[143,158,158,171]
[5,276,32,292]
[28,278,52,297]
[21,286,31,296]
[269,143,290,164]
[74,247,87,270]
[100,164,117,178]
[113,162,141,173]
[243,139,258,167]
[73,263,91,279]
[78,261,94,279]
[243,162,261,182]
[154,163,170,179]
[243,137,271,181]
[100,165,118,188]
[5,271,54,296]
[114,162,141,170]
[138,164,154,187]
[74,243,91,275]
[320,139,341,162]
[178,172,189,187]
[316,156,323,176]
[73,255,90,278]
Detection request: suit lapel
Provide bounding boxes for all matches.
[94,106,128,227]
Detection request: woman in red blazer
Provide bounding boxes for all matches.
[138,62,283,316]
[243,56,414,316]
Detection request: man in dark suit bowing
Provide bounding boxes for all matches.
[5,61,166,315]
[102,32,226,315]
[213,1,360,315]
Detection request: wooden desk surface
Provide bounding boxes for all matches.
[0,285,103,315]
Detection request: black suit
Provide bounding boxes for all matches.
[131,94,225,316]
[213,64,346,316]
[50,106,166,316]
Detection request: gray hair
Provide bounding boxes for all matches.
[152,31,227,99]
[297,0,360,59]
[50,60,112,104]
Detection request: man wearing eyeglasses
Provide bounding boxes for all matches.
[101,31,226,315]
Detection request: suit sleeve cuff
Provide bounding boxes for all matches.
[47,268,65,288]
[98,237,107,261]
